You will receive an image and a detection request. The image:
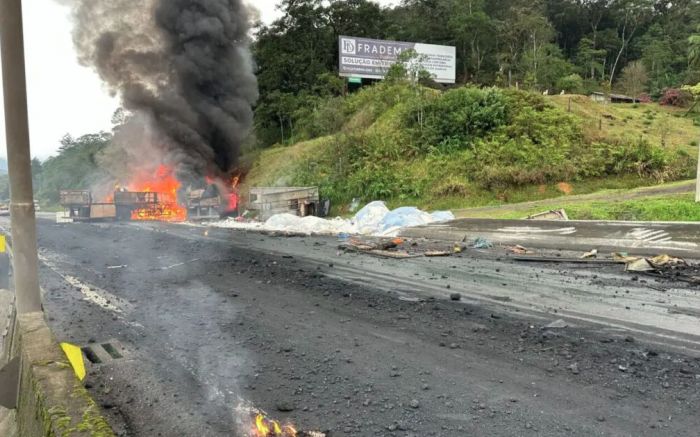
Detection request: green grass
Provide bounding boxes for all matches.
[458,190,700,221]
[564,194,700,221]
[404,174,673,211]
[240,136,332,195]
[548,95,698,152]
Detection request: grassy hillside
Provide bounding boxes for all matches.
[243,83,697,213]
[548,95,698,152]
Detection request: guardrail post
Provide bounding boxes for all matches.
[0,0,42,313]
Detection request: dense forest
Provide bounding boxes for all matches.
[253,0,700,146]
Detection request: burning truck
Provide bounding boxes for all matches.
[59,165,238,222]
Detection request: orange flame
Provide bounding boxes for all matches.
[126,165,187,222]
[253,414,297,437]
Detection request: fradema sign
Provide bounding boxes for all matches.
[339,35,456,83]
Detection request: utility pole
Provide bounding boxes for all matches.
[0,0,42,313]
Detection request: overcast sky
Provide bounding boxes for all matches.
[0,0,396,160]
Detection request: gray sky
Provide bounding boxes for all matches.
[0,0,396,160]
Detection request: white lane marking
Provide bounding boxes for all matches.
[161,258,200,270]
[626,228,672,243]
[38,252,125,314]
[497,226,577,235]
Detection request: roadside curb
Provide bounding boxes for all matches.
[11,312,115,437]
[0,228,115,436]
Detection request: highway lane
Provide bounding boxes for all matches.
[16,217,700,436]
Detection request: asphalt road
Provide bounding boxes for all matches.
[401,218,700,257]
[23,218,700,436]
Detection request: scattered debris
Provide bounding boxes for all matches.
[512,256,622,265]
[367,250,419,259]
[525,209,569,221]
[612,252,639,263]
[544,319,569,329]
[513,251,698,285]
[472,237,493,249]
[624,254,688,273]
[210,200,454,237]
[339,236,460,259]
[649,254,686,268]
[626,258,655,272]
[508,245,533,255]
[425,250,451,257]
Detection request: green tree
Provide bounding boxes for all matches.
[522,43,574,91]
[447,0,495,82]
[496,6,549,87]
[681,82,700,114]
[618,60,649,98]
[608,0,653,87]
[557,73,584,93]
[640,24,681,96]
[576,37,606,80]
[0,175,9,201]
[37,133,111,205]
[253,0,390,146]
[31,157,42,192]
[689,26,700,69]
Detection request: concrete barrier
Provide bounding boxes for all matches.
[0,228,115,436]
[0,289,17,437]
[0,290,114,437]
[10,312,115,436]
[0,304,115,436]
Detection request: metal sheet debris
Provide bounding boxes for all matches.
[526,209,569,221]
[626,258,655,272]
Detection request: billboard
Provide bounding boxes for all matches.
[339,35,456,84]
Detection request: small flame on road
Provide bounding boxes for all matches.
[254,414,296,437]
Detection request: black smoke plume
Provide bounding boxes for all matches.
[68,0,258,177]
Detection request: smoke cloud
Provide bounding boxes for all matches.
[67,0,258,178]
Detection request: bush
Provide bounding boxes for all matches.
[580,139,694,182]
[637,93,652,103]
[289,83,694,206]
[557,74,584,94]
[406,87,509,151]
[294,96,349,140]
[659,88,692,107]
